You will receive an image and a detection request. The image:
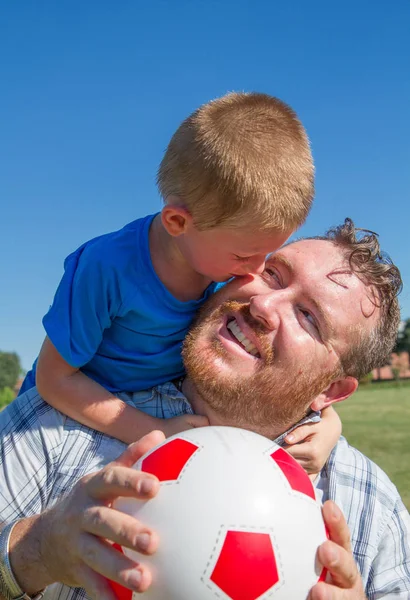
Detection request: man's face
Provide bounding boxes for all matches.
[183,239,378,437]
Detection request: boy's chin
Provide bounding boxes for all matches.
[212,274,233,283]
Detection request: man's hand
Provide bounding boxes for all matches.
[38,431,165,599]
[309,501,366,600]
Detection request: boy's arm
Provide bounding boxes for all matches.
[36,337,208,444]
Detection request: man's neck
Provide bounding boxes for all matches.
[181,377,289,440]
[181,378,227,426]
[149,215,213,302]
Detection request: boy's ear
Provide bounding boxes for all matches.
[310,376,358,412]
[161,202,193,237]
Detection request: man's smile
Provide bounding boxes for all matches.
[216,312,264,362]
[227,318,260,357]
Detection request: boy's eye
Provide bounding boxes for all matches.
[234,255,251,262]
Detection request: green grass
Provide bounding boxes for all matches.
[335,383,410,509]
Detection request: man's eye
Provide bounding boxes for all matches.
[263,268,281,283]
[300,309,318,330]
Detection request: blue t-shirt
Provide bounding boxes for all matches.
[21,214,218,394]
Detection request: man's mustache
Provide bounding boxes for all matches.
[209,300,275,365]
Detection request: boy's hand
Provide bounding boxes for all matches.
[159,414,210,438]
[284,406,342,474]
[309,501,366,599]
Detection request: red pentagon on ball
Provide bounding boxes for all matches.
[270,447,315,500]
[141,438,199,482]
[210,530,279,600]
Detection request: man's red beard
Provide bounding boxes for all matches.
[182,300,339,439]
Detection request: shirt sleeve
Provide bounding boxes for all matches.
[366,498,410,599]
[43,241,122,368]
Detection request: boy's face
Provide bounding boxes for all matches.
[178,224,292,282]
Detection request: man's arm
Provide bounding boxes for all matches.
[1,432,164,600]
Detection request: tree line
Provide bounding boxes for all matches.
[0,351,23,408]
[396,318,410,354]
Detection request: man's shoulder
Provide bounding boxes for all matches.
[328,436,402,506]
[0,387,65,445]
[324,436,406,545]
[325,438,410,598]
[0,388,127,495]
[0,389,67,520]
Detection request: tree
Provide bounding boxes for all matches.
[0,387,15,409]
[396,318,410,353]
[0,351,22,391]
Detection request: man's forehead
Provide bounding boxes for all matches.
[269,239,379,332]
[270,239,370,297]
[267,239,346,273]
[274,238,341,259]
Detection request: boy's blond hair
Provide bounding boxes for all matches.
[157,92,314,231]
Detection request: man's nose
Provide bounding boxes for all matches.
[249,292,281,330]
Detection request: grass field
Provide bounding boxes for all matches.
[335,382,410,509]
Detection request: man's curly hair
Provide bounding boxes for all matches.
[311,218,402,380]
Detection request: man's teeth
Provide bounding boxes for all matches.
[227,319,259,357]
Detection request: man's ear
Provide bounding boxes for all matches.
[161,202,193,237]
[310,376,358,412]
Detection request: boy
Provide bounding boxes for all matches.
[21,92,338,461]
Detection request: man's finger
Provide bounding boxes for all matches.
[317,540,359,590]
[322,501,352,553]
[111,430,165,468]
[311,579,365,600]
[77,564,118,600]
[82,504,159,555]
[309,580,343,600]
[85,465,160,501]
[79,533,152,594]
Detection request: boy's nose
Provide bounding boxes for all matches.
[242,256,266,276]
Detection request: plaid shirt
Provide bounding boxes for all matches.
[1,386,409,599]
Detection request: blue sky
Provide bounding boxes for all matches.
[1,0,409,370]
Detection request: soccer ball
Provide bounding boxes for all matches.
[112,426,327,600]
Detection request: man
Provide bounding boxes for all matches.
[0,219,408,600]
